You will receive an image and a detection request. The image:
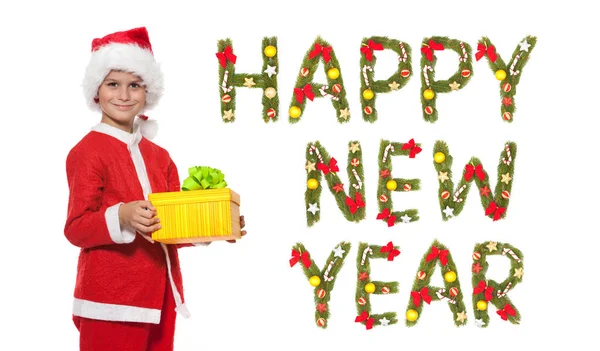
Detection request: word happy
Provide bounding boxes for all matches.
[216,35,535,124]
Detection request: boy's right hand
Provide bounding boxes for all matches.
[118,200,161,243]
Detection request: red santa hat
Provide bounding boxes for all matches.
[83,27,162,139]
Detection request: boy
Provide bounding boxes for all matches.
[65,27,245,351]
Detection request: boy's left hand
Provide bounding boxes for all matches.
[226,215,246,243]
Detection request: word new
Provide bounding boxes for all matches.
[305,139,516,226]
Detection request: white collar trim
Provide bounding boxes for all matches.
[91,122,142,149]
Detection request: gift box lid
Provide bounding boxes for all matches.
[148,188,240,206]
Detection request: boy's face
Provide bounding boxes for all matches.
[97,70,146,130]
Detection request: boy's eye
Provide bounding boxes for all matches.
[130,83,141,88]
[107,82,117,87]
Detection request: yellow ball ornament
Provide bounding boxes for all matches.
[289,106,302,118]
[362,89,374,100]
[495,69,507,81]
[434,152,446,164]
[476,300,488,311]
[307,178,319,190]
[327,67,340,80]
[386,180,397,191]
[444,271,457,283]
[309,276,321,287]
[264,45,277,58]
[406,309,419,322]
[423,89,435,100]
[364,283,376,294]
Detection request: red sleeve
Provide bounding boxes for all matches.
[64,148,135,248]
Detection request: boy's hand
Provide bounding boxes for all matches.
[118,200,160,243]
[226,215,247,243]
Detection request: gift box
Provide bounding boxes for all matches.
[148,167,241,244]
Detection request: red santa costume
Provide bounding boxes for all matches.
[65,27,203,351]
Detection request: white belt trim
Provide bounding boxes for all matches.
[73,298,161,324]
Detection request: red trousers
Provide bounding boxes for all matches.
[73,280,177,351]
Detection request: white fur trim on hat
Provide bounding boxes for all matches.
[83,43,164,112]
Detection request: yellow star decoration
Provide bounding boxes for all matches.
[243,77,256,88]
[388,81,400,90]
[223,109,234,121]
[305,161,316,173]
[339,108,350,120]
[501,173,512,184]
[438,171,449,182]
[486,241,498,252]
[449,81,461,91]
[456,311,467,323]
[349,142,360,153]
[513,267,524,279]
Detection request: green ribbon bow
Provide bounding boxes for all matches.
[182,166,228,191]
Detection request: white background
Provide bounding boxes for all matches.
[0,0,597,349]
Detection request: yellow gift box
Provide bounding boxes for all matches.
[148,188,241,244]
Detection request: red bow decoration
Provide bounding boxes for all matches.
[294,84,315,104]
[376,208,396,227]
[485,201,506,221]
[379,241,400,261]
[401,139,422,158]
[345,192,365,214]
[216,46,237,68]
[497,304,516,321]
[309,43,333,63]
[317,158,339,175]
[425,246,449,266]
[289,249,311,268]
[355,311,375,330]
[411,287,432,307]
[421,40,445,61]
[465,164,485,182]
[360,40,384,62]
[475,43,497,62]
[473,280,494,301]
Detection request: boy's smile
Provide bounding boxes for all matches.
[97,70,146,133]
[112,103,136,110]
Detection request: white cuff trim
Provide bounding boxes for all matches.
[73,298,161,324]
[105,203,136,244]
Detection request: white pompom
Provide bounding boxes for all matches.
[137,117,158,140]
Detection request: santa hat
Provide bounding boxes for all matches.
[83,27,162,139]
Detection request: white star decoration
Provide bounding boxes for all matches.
[264,65,277,78]
[519,39,531,52]
[400,214,411,223]
[443,206,454,218]
[379,317,390,326]
[333,246,345,258]
[307,203,320,215]
[474,318,486,328]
